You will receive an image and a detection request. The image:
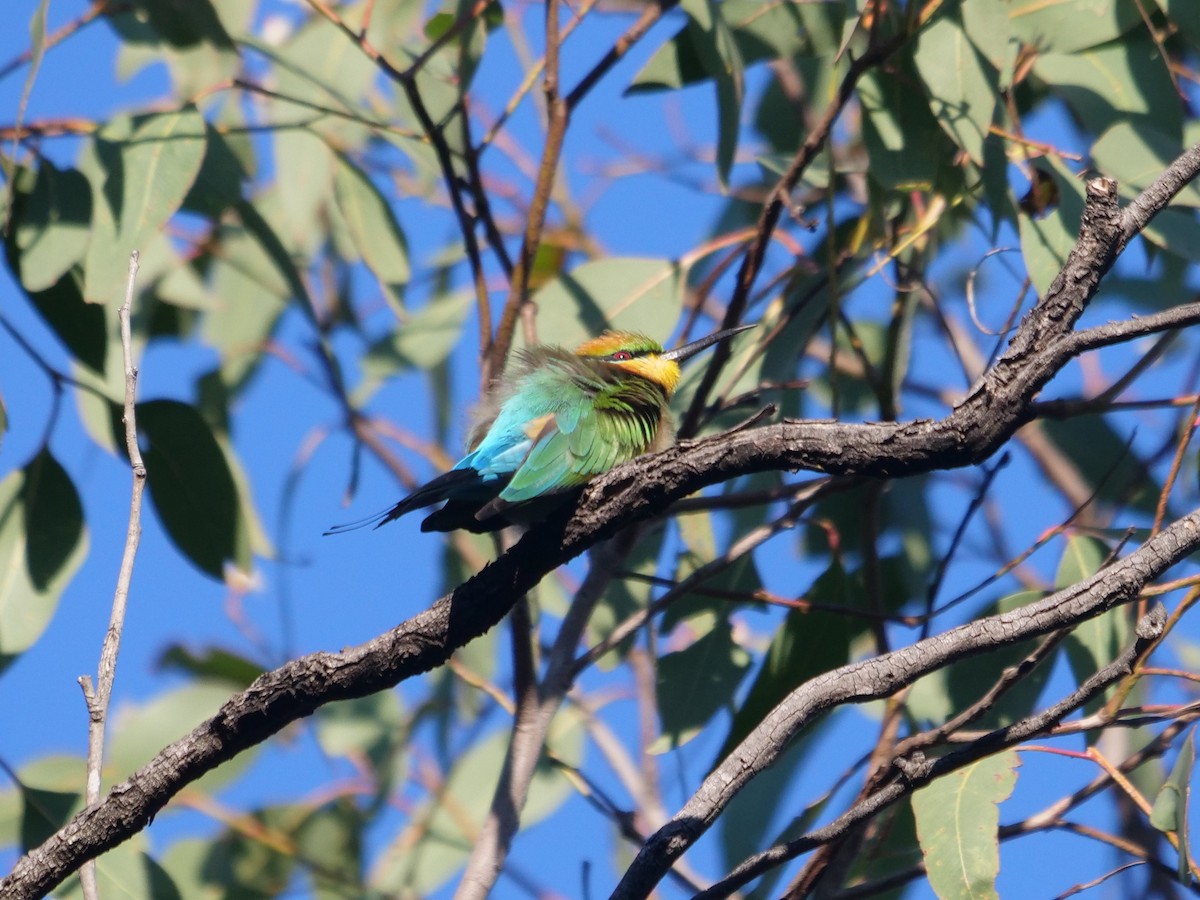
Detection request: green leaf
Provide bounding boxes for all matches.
[1093,122,1200,208]
[1142,208,1200,265]
[156,644,265,689]
[0,755,83,851]
[0,454,88,673]
[140,399,241,579]
[859,60,949,191]
[180,120,248,216]
[716,563,861,763]
[1151,728,1195,882]
[652,614,751,752]
[358,290,472,401]
[912,12,997,165]
[83,107,208,303]
[1009,0,1139,53]
[1034,36,1182,140]
[628,0,807,93]
[912,750,1020,900]
[526,257,685,351]
[106,0,240,95]
[184,807,296,895]
[297,800,365,899]
[1057,535,1131,720]
[58,841,180,900]
[1041,417,1158,513]
[21,451,85,591]
[316,692,406,786]
[684,0,745,188]
[333,151,411,291]
[12,162,92,292]
[961,1,1014,88]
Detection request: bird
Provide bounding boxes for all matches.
[329,323,756,534]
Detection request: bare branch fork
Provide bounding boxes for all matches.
[4,138,1200,900]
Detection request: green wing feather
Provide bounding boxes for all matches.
[499,376,663,505]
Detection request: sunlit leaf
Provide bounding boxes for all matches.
[333,151,411,292]
[83,107,208,303]
[912,750,1020,900]
[526,257,685,350]
[1034,36,1182,140]
[12,162,92,293]
[1093,122,1200,208]
[1009,0,1139,53]
[912,12,997,165]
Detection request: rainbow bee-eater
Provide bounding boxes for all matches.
[333,323,755,534]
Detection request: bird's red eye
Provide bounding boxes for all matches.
[610,350,633,361]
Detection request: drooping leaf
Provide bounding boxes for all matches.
[628,0,807,93]
[1018,156,1086,297]
[316,692,406,787]
[912,750,1020,900]
[370,714,582,895]
[1034,36,1181,140]
[12,162,92,293]
[139,399,241,579]
[1093,122,1200,208]
[685,0,745,188]
[180,120,248,217]
[0,454,88,673]
[106,0,240,95]
[1150,728,1195,882]
[156,644,266,689]
[1041,417,1158,513]
[716,562,860,763]
[108,682,253,792]
[907,591,1053,730]
[652,613,751,752]
[912,11,997,165]
[333,151,411,291]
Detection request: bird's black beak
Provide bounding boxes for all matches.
[660,323,756,364]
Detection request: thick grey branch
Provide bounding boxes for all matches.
[690,606,1169,900]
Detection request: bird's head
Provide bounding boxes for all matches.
[574,324,755,396]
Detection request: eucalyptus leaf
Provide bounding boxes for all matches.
[912,750,1020,900]
[139,399,242,579]
[526,257,685,350]
[83,107,208,303]
[0,454,87,673]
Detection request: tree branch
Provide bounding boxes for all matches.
[645,605,1170,900]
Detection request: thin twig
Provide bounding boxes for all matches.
[77,252,144,900]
